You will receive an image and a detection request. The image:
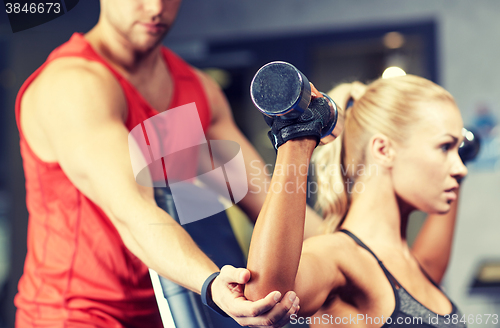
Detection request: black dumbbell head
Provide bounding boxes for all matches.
[250,61,311,119]
[459,128,481,164]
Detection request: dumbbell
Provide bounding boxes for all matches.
[459,128,481,164]
[250,61,344,145]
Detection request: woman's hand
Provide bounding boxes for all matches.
[263,84,335,150]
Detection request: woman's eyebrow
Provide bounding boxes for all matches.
[442,133,459,142]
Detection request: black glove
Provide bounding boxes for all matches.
[263,97,335,150]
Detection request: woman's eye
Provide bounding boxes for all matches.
[441,143,452,152]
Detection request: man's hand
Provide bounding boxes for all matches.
[211,265,300,327]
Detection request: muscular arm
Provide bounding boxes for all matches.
[197,70,323,237]
[411,188,461,285]
[244,139,344,317]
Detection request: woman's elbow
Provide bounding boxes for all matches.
[244,273,295,301]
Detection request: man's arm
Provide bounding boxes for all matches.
[27,57,296,326]
[197,70,323,237]
[411,188,461,284]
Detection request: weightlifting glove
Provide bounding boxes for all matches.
[263,96,335,150]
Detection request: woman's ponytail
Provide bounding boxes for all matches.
[312,82,367,233]
[313,133,349,233]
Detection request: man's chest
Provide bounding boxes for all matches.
[128,68,174,113]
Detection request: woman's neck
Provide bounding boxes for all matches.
[340,175,413,252]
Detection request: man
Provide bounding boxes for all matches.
[14,0,322,326]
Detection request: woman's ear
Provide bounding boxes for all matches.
[369,133,396,167]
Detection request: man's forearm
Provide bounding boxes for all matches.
[110,196,219,294]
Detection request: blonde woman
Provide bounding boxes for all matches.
[245,75,468,327]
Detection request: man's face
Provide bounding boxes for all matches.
[101,0,182,52]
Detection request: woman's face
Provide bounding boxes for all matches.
[391,100,467,214]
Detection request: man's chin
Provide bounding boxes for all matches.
[132,34,166,53]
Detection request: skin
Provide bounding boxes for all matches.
[245,91,468,327]
[19,0,327,325]
[412,189,461,285]
[391,101,464,215]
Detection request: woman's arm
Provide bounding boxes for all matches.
[245,138,316,299]
[244,137,344,316]
[197,69,325,240]
[411,188,460,284]
[244,82,362,316]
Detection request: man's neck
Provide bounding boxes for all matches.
[85,23,163,76]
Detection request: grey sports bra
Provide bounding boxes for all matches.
[339,229,467,328]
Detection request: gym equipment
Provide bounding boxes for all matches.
[250,61,344,146]
[459,127,481,164]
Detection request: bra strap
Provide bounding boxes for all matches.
[339,229,383,263]
[413,257,442,290]
[339,229,403,288]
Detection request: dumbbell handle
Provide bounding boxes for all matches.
[317,92,344,145]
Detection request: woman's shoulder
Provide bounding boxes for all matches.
[303,230,358,253]
[300,231,396,315]
[293,231,356,316]
[302,231,360,272]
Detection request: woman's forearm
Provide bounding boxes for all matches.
[412,188,461,284]
[245,138,316,301]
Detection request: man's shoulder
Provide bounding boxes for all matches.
[28,56,123,107]
[38,57,119,91]
[19,56,127,163]
[24,56,126,123]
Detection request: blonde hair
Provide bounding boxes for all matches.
[313,75,455,233]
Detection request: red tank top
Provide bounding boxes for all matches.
[14,33,211,327]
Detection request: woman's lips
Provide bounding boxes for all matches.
[445,185,459,192]
[444,187,458,201]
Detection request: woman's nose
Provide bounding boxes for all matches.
[452,155,468,181]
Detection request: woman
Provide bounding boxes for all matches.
[245,75,468,327]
